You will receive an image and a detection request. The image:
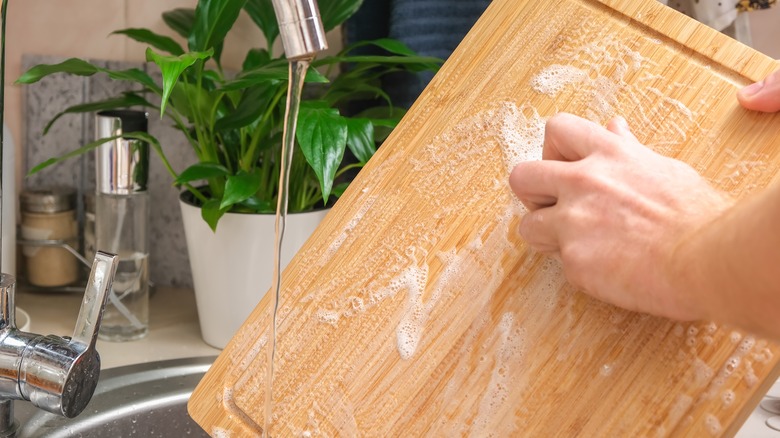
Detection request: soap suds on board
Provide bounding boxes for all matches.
[528,34,704,153]
[312,100,547,363]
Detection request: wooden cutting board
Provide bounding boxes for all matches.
[188,0,780,435]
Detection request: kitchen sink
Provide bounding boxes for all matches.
[14,356,215,437]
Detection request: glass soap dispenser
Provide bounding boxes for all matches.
[95,110,150,341]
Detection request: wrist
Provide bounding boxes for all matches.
[666,200,734,323]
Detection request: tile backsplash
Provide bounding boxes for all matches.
[23,55,196,288]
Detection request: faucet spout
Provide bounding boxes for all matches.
[270,0,328,60]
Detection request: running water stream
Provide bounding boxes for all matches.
[264,58,311,437]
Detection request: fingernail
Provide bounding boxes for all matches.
[739,80,764,98]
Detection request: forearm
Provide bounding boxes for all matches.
[676,179,780,339]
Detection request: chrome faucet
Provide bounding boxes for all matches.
[0,252,118,437]
[270,0,329,59]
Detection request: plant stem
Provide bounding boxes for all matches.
[335,162,363,179]
[167,106,200,155]
[244,85,285,171]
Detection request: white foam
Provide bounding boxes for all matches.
[394,264,430,360]
[531,64,588,96]
[472,312,524,436]
[704,414,722,436]
[739,336,756,353]
[667,394,693,427]
[744,361,758,387]
[721,390,735,408]
[692,358,714,388]
[212,427,231,438]
[316,309,341,326]
[328,196,377,254]
[752,347,774,363]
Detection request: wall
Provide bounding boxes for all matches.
[1,2,778,288]
[748,7,780,59]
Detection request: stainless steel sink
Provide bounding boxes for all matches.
[14,356,215,437]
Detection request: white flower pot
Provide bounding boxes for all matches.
[179,195,328,349]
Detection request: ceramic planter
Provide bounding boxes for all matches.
[179,193,328,349]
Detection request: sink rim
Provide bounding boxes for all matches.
[14,356,216,437]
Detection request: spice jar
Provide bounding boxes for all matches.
[20,187,79,287]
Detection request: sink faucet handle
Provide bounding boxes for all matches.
[17,251,118,418]
[71,250,118,349]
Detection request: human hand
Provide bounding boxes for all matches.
[509,113,733,321]
[737,69,780,112]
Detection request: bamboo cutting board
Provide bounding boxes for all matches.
[188,0,780,436]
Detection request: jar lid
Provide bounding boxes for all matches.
[21,187,76,213]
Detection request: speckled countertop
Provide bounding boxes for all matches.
[16,286,221,369]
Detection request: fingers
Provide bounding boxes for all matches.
[509,160,570,210]
[519,208,559,253]
[737,69,780,113]
[542,113,624,161]
[606,116,639,142]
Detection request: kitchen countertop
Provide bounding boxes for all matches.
[16,285,221,369]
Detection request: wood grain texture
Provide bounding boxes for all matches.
[188,0,780,436]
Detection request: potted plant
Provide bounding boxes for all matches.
[17,0,441,347]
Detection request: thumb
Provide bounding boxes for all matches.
[737,69,780,113]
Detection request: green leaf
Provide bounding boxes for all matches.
[356,106,405,142]
[112,28,185,56]
[323,55,443,72]
[201,199,227,232]
[163,8,196,39]
[28,135,123,175]
[169,80,223,124]
[175,162,230,184]
[243,0,279,49]
[215,84,277,131]
[188,0,248,63]
[44,93,156,135]
[221,170,263,210]
[146,47,213,116]
[319,0,363,32]
[16,58,99,84]
[345,38,416,56]
[104,68,161,92]
[332,181,350,198]
[16,58,161,93]
[297,102,348,202]
[221,62,328,91]
[345,118,375,164]
[325,78,390,107]
[242,48,271,71]
[238,195,274,213]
